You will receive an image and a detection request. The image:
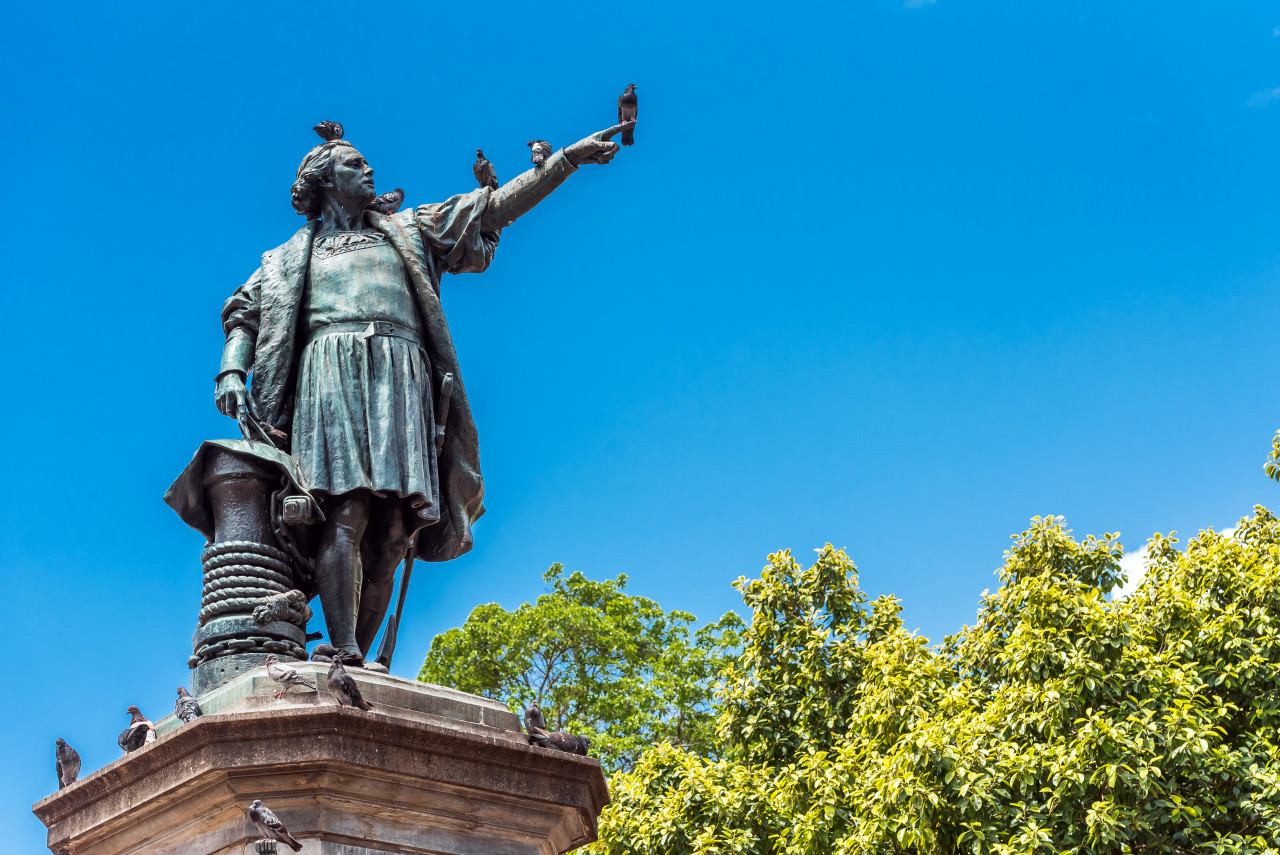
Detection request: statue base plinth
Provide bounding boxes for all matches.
[33,668,609,855]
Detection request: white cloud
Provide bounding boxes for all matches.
[1113,526,1236,598]
[1248,87,1280,107]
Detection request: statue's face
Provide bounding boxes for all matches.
[324,146,376,206]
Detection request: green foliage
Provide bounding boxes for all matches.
[1266,431,1280,482]
[597,512,1280,854]
[419,564,742,771]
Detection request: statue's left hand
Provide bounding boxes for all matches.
[564,122,633,166]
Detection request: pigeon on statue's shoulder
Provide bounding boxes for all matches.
[473,149,499,189]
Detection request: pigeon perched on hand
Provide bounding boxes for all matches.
[326,658,373,711]
[527,140,552,165]
[249,799,303,852]
[617,84,637,146]
[117,706,155,753]
[524,700,546,734]
[473,149,498,190]
[264,653,316,699]
[313,120,344,142]
[529,726,591,756]
[368,188,404,215]
[175,687,202,724]
[55,738,81,788]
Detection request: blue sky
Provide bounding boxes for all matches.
[5,1,1280,848]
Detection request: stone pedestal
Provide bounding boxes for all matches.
[33,667,609,854]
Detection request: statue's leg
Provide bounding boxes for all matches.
[313,491,372,658]
[355,499,409,656]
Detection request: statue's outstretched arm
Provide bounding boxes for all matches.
[480,122,631,233]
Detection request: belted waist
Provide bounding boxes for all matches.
[307,320,425,349]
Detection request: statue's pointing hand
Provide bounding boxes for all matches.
[564,122,634,166]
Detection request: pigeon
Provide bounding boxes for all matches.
[55,738,81,788]
[528,726,591,756]
[524,700,546,734]
[117,706,155,753]
[313,120,344,142]
[326,658,373,711]
[367,188,404,215]
[264,653,317,699]
[617,84,638,146]
[309,643,363,666]
[527,140,552,165]
[175,687,203,724]
[473,149,498,190]
[249,799,303,852]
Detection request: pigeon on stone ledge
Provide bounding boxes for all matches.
[175,687,203,723]
[265,653,316,699]
[326,658,373,711]
[117,706,155,752]
[55,738,81,788]
[528,727,590,756]
[524,700,546,734]
[249,799,303,852]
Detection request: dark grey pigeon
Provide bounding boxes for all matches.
[524,700,546,734]
[326,658,373,711]
[175,687,203,724]
[249,799,303,852]
[528,726,591,756]
[265,653,316,699]
[527,140,552,165]
[368,188,404,215]
[117,706,155,752]
[473,149,498,190]
[312,120,344,142]
[55,738,81,788]
[309,643,363,665]
[617,84,637,146]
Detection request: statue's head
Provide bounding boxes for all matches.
[291,122,377,219]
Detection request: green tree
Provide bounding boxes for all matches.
[598,511,1280,854]
[419,563,742,771]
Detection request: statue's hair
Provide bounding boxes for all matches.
[291,140,355,219]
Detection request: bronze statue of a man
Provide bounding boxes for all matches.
[212,122,626,661]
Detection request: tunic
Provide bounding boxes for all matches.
[292,231,439,521]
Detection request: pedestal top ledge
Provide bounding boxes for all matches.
[33,666,609,855]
